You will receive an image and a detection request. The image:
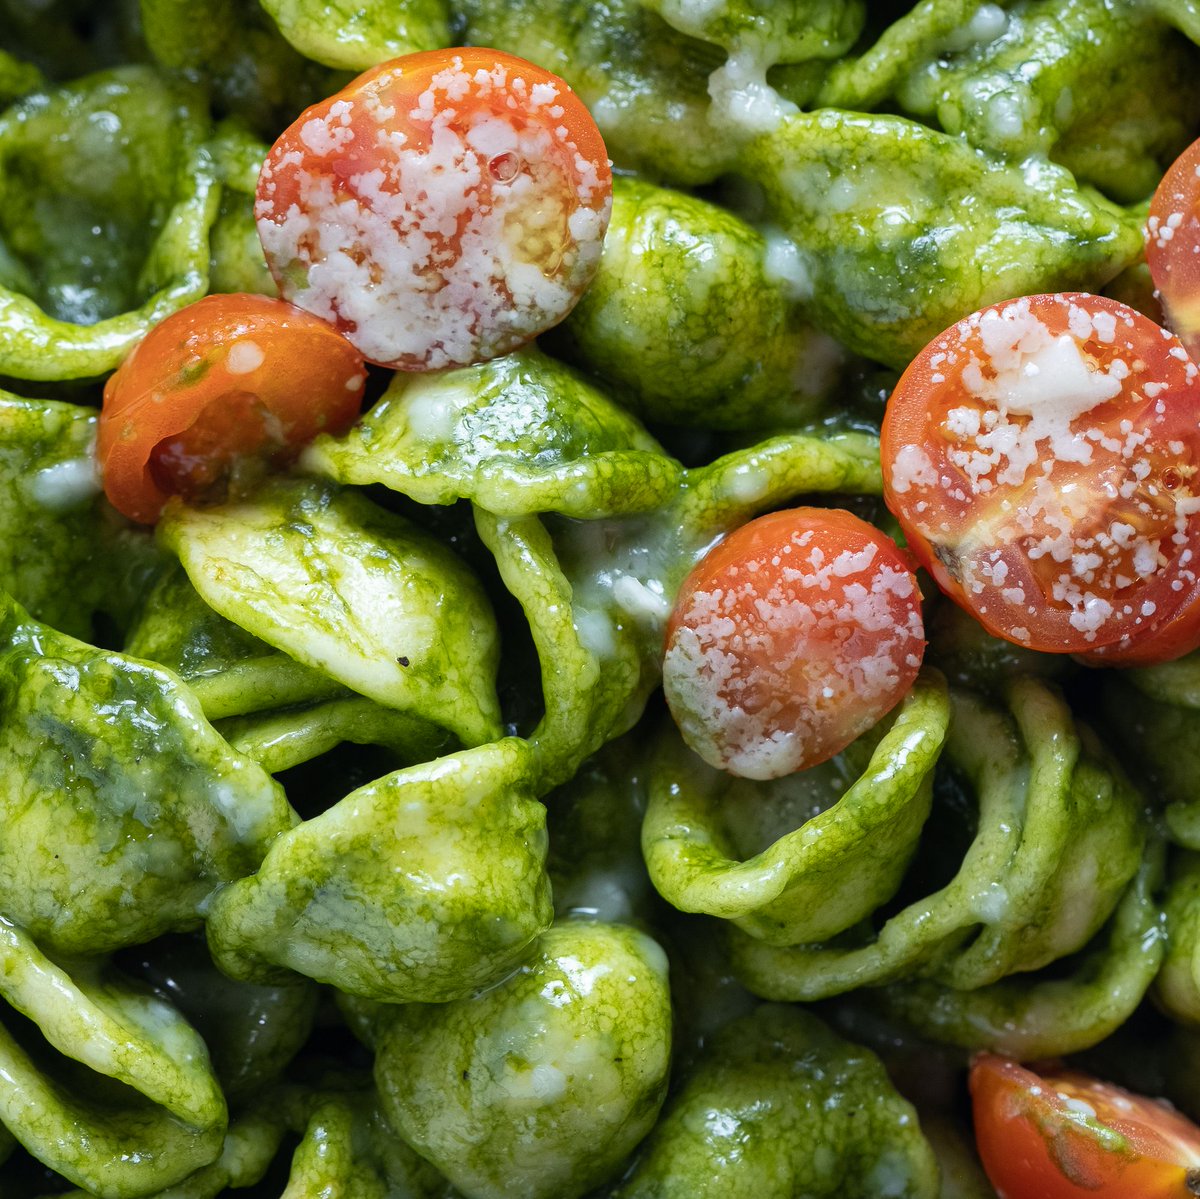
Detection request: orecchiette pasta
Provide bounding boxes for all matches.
[0,0,1198,1193]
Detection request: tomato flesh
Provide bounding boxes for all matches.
[971,1054,1200,1199]
[662,507,925,780]
[880,293,1200,661]
[98,293,366,524]
[1147,136,1200,362]
[148,390,288,499]
[255,47,612,371]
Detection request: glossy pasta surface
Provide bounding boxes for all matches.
[0,2,1198,1197]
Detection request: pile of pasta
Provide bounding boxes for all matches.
[1,0,1199,1195]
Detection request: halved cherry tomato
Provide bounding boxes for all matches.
[255,47,612,372]
[1147,137,1200,361]
[662,507,925,780]
[880,292,1200,662]
[98,293,366,524]
[970,1053,1200,1199]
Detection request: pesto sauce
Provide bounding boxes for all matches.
[0,0,1193,1194]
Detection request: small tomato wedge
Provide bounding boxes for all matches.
[98,293,366,524]
[1147,137,1200,360]
[662,507,925,780]
[255,47,613,371]
[970,1054,1200,1199]
[880,292,1200,661]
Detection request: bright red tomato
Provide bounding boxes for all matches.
[98,293,365,524]
[970,1054,1200,1199]
[1147,137,1200,361]
[880,292,1200,662]
[255,47,612,372]
[662,507,925,780]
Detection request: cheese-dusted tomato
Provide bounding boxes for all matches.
[98,293,366,524]
[255,47,612,372]
[662,507,925,780]
[1147,137,1200,361]
[881,292,1200,662]
[971,1054,1200,1199]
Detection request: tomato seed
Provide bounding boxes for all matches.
[489,152,521,182]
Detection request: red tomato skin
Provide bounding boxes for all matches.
[880,292,1200,662]
[662,507,925,780]
[98,293,365,524]
[1081,584,1200,666]
[255,47,612,372]
[1147,137,1200,363]
[971,1055,1200,1199]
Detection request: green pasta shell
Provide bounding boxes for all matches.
[206,737,553,1002]
[729,678,1146,1004]
[0,67,217,380]
[374,920,672,1199]
[613,1004,939,1199]
[642,671,950,945]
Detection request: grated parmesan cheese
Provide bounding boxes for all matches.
[663,523,923,780]
[257,53,611,371]
[890,293,1200,649]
